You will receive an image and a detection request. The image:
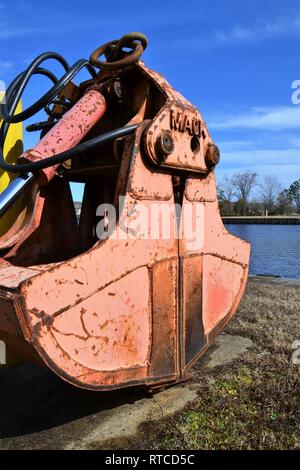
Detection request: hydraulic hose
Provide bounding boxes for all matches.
[0,124,138,174]
[0,51,136,174]
[0,125,137,217]
[0,52,97,172]
[0,49,138,217]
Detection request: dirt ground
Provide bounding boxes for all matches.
[132,277,300,450]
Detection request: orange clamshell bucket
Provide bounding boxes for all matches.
[0,62,250,390]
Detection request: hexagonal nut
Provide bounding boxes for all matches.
[156,131,175,161]
[205,143,220,168]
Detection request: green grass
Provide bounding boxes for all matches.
[135,279,300,450]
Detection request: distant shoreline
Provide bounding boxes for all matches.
[223,216,300,225]
[250,275,300,286]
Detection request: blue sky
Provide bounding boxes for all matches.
[0,0,300,201]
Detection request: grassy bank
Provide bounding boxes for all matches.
[135,278,300,450]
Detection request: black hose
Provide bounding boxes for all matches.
[0,46,142,221]
[0,51,120,175]
[0,125,138,173]
[0,52,70,124]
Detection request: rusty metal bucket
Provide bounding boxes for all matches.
[0,39,250,390]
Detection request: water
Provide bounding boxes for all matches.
[225,224,300,280]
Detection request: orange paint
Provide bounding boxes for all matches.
[0,51,250,390]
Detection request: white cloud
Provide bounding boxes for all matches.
[215,146,300,187]
[214,16,300,45]
[175,14,300,50]
[0,24,53,39]
[210,106,300,130]
[289,138,300,148]
[0,60,13,69]
[220,148,299,167]
[217,140,253,151]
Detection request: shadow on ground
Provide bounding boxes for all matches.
[0,363,148,439]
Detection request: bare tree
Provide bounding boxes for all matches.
[259,175,282,214]
[220,175,234,215]
[231,171,257,215]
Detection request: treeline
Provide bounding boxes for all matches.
[218,172,300,216]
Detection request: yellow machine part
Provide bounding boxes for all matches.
[0,93,24,237]
[0,94,30,365]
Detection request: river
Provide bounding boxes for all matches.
[225,224,300,280]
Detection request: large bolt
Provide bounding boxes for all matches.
[205,143,220,168]
[156,131,175,161]
[112,79,123,99]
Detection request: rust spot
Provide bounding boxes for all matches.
[41,316,53,327]
[30,308,46,319]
